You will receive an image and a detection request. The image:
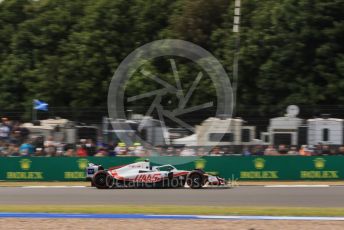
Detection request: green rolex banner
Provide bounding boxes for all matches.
[0,156,343,181]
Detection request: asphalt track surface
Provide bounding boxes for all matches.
[1,186,344,207]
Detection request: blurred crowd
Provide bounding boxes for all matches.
[1,139,344,157]
[241,144,344,156]
[1,117,344,157]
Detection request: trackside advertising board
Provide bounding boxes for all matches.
[0,156,343,181]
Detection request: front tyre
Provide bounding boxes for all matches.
[187,172,204,189]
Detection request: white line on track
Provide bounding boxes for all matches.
[191,215,344,221]
[22,186,87,188]
[1,213,344,221]
[264,185,330,188]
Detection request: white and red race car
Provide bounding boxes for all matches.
[86,160,225,189]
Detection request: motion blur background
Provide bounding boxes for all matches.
[0,0,343,157]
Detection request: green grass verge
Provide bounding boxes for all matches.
[1,205,344,216]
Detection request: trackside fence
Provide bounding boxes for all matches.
[0,156,343,181]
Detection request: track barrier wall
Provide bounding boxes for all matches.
[0,156,343,181]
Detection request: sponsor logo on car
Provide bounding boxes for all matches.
[134,173,162,182]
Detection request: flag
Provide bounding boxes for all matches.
[33,99,48,111]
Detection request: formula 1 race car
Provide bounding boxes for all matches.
[86,160,225,189]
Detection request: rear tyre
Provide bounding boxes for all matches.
[93,171,113,189]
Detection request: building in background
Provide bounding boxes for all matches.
[307,117,343,145]
[261,105,303,146]
[195,117,256,146]
[102,115,169,146]
[21,118,98,144]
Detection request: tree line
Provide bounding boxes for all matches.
[0,0,343,121]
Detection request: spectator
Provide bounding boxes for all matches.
[209,147,222,156]
[35,147,45,156]
[180,148,196,156]
[3,117,12,129]
[115,142,128,155]
[85,139,96,156]
[134,144,146,156]
[287,146,298,155]
[330,146,337,156]
[338,146,344,156]
[166,146,174,156]
[321,145,331,155]
[44,136,57,156]
[309,145,317,155]
[264,145,278,155]
[94,147,107,157]
[8,143,20,156]
[19,140,35,156]
[251,145,264,156]
[64,148,76,157]
[242,146,251,156]
[0,141,9,156]
[314,144,323,155]
[174,148,182,156]
[11,122,29,145]
[107,141,116,156]
[196,147,206,156]
[278,145,288,155]
[76,144,88,157]
[127,145,136,155]
[299,145,311,156]
[56,143,65,156]
[222,147,232,155]
[0,118,10,142]
[153,146,164,156]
